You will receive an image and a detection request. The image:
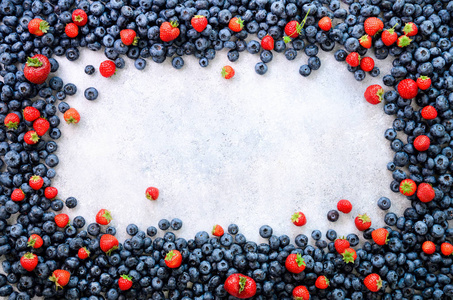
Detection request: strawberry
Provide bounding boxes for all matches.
[165,250,183,268]
[11,188,25,202]
[49,270,70,289]
[212,225,224,237]
[364,17,383,36]
[20,252,38,272]
[78,247,90,260]
[364,84,383,105]
[421,105,437,120]
[284,9,310,43]
[96,209,113,225]
[292,285,310,300]
[160,21,180,42]
[4,113,20,129]
[381,26,398,46]
[228,17,244,32]
[372,228,389,246]
[422,241,436,255]
[441,242,453,256]
[342,248,357,263]
[221,65,235,79]
[355,214,372,231]
[397,35,412,47]
[100,234,119,255]
[334,238,350,254]
[118,274,133,291]
[400,178,417,196]
[29,175,44,190]
[24,55,51,84]
[55,213,70,228]
[191,15,208,32]
[72,9,88,26]
[120,29,138,46]
[397,78,418,99]
[64,108,80,124]
[417,76,431,90]
[285,253,306,274]
[413,135,430,152]
[44,187,58,199]
[261,35,274,51]
[224,273,257,299]
[33,118,50,136]
[337,199,352,213]
[364,273,382,292]
[403,22,418,36]
[359,34,372,49]
[291,211,307,226]
[24,130,39,145]
[100,60,116,78]
[65,23,78,38]
[318,16,331,31]
[23,106,40,122]
[145,186,159,200]
[28,18,49,36]
[28,234,43,249]
[346,52,360,67]
[417,183,435,203]
[360,56,374,72]
[315,276,329,289]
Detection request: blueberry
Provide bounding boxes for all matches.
[311,230,322,240]
[299,64,311,77]
[158,219,170,231]
[255,62,268,75]
[170,218,183,230]
[327,210,340,222]
[377,197,391,210]
[84,87,99,101]
[228,224,238,235]
[259,225,273,238]
[172,57,184,69]
[85,65,95,75]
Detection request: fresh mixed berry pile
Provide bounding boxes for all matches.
[0,0,453,299]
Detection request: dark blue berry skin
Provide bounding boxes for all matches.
[84,87,99,101]
[255,62,268,75]
[85,65,95,75]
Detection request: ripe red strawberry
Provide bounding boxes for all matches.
[100,60,116,78]
[285,253,306,273]
[49,270,70,289]
[364,17,383,36]
[191,15,208,32]
[413,135,430,152]
[342,248,357,263]
[145,187,159,200]
[421,105,437,119]
[11,188,25,202]
[381,27,397,46]
[29,175,44,190]
[55,214,70,228]
[359,34,372,49]
[28,18,49,36]
[355,214,372,231]
[441,242,453,256]
[372,228,389,246]
[33,118,50,136]
[72,9,88,26]
[315,276,329,289]
[291,211,307,226]
[78,247,90,260]
[417,76,431,90]
[284,20,301,41]
[4,113,20,129]
[120,29,138,46]
[44,187,58,199]
[21,252,38,272]
[364,273,382,292]
[24,130,39,145]
[64,108,80,124]
[100,234,119,254]
[334,238,350,254]
[337,199,352,213]
[346,52,360,67]
[160,21,180,42]
[400,179,417,196]
[292,285,310,300]
[221,65,235,79]
[165,250,183,268]
[212,225,224,237]
[360,56,375,72]
[28,234,43,248]
[224,273,257,299]
[398,78,418,99]
[417,183,435,203]
[96,209,113,225]
[65,23,78,38]
[23,106,40,122]
[229,17,244,32]
[397,35,412,47]
[24,55,51,84]
[364,84,383,105]
[118,274,133,291]
[403,22,418,36]
[318,16,331,31]
[422,241,436,254]
[261,35,274,51]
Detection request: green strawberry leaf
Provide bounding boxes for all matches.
[238,276,247,293]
